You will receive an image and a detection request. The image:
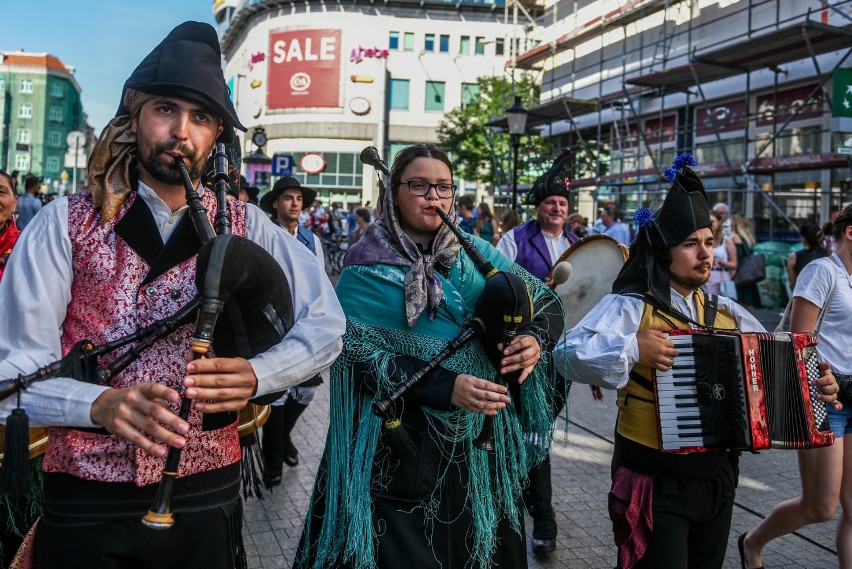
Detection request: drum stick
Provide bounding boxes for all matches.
[550,261,573,289]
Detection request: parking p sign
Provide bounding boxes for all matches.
[271,154,294,176]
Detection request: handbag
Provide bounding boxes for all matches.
[733,244,765,286]
[720,278,738,300]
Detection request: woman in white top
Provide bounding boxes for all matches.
[704,211,738,296]
[741,204,852,569]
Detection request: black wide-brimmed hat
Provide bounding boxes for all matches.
[259,177,316,214]
[526,150,573,206]
[115,21,246,143]
[612,153,712,305]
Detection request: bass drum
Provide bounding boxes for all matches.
[237,403,270,438]
[0,426,48,463]
[550,234,629,331]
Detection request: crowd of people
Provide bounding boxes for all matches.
[0,20,849,569]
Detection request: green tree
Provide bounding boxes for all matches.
[437,76,550,192]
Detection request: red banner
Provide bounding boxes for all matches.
[268,29,342,109]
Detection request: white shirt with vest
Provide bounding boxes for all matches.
[0,182,345,428]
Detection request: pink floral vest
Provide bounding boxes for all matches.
[42,190,248,486]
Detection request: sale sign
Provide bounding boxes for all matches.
[268,29,342,109]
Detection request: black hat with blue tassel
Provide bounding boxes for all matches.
[611,153,712,305]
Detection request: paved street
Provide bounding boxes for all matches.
[243,307,841,568]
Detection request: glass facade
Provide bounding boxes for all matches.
[285,152,365,202]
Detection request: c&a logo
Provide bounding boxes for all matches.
[290,72,311,93]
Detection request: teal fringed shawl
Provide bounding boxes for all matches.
[299,234,562,569]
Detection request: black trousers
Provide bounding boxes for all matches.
[522,372,568,539]
[627,460,737,569]
[35,502,242,569]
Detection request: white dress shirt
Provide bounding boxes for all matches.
[554,288,764,389]
[0,183,345,427]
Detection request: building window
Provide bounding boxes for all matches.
[461,83,480,107]
[49,107,63,121]
[459,36,470,55]
[495,38,504,56]
[19,104,32,118]
[20,79,33,93]
[390,79,410,110]
[289,152,364,190]
[439,35,450,53]
[46,157,60,172]
[389,31,400,50]
[0,78,5,90]
[51,82,64,97]
[17,130,31,144]
[48,131,62,147]
[404,32,414,52]
[425,81,445,112]
[15,154,29,170]
[474,37,486,55]
[424,34,435,52]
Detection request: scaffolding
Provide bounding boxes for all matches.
[501,0,852,240]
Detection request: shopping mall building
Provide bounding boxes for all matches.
[505,0,852,240]
[215,0,533,206]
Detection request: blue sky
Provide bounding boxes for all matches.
[4,1,216,134]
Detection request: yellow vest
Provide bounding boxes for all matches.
[615,290,738,449]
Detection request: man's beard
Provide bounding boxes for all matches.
[137,137,209,186]
[670,267,710,292]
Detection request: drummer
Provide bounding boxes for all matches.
[552,154,839,569]
[496,152,579,285]
[495,153,578,554]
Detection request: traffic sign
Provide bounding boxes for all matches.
[271,154,294,176]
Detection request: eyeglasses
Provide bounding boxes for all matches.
[401,180,457,198]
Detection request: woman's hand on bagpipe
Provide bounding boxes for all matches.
[451,374,511,416]
[497,334,541,384]
[90,384,189,458]
[815,362,842,411]
[183,356,258,413]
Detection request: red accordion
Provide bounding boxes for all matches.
[655,330,834,453]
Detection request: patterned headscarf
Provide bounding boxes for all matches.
[344,160,462,327]
[86,89,156,223]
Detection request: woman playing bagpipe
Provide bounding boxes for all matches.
[294,144,564,569]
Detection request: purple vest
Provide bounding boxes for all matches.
[514,220,579,280]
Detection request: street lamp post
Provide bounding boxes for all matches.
[506,96,528,211]
[243,127,272,190]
